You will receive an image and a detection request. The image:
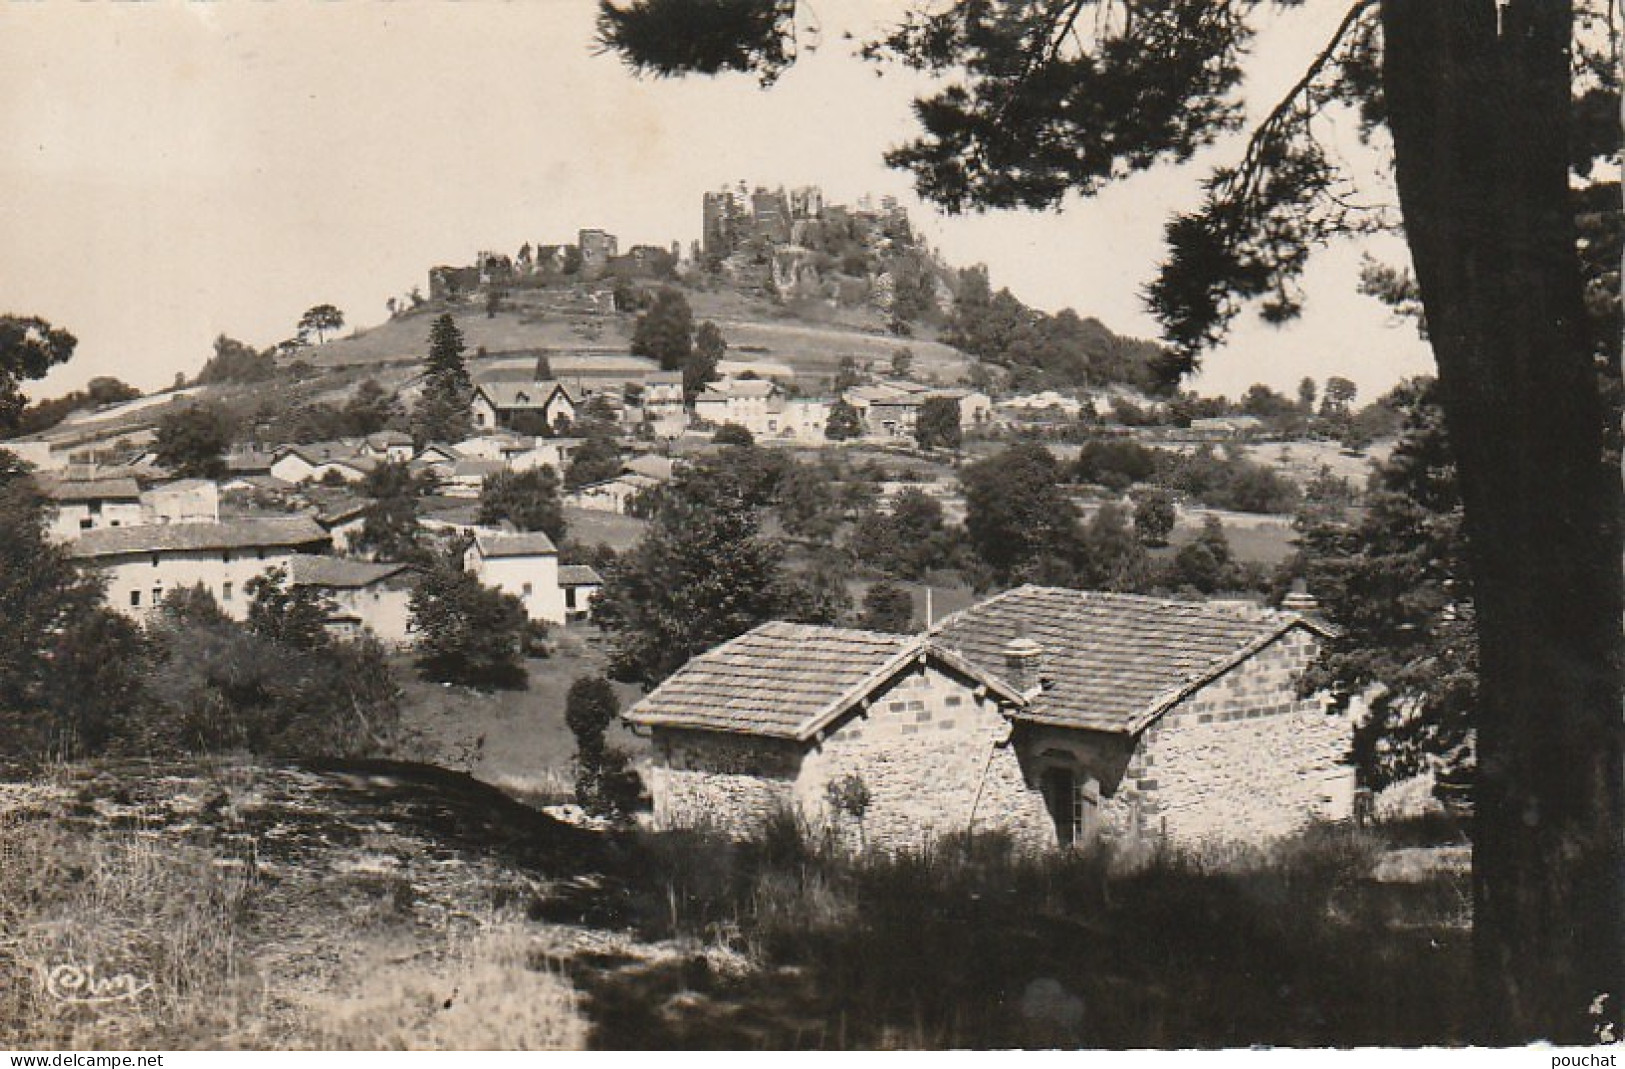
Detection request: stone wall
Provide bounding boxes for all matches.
[797,661,1053,853]
[645,728,803,836]
[1106,625,1355,849]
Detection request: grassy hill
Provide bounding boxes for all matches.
[301,282,976,390]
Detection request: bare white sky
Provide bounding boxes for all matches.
[0,0,1433,402]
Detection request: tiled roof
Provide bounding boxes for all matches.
[225,451,276,473]
[558,564,604,586]
[68,516,329,560]
[929,585,1332,734]
[626,622,922,739]
[471,531,557,558]
[452,459,507,478]
[365,431,413,447]
[477,381,571,409]
[622,455,675,481]
[44,478,141,502]
[288,553,412,589]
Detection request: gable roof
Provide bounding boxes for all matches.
[625,621,1022,742]
[288,553,412,590]
[928,585,1333,734]
[68,515,330,560]
[470,530,558,558]
[44,478,141,502]
[558,564,604,587]
[476,381,572,410]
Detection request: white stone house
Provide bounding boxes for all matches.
[471,381,576,434]
[287,553,417,647]
[360,431,416,464]
[43,478,144,542]
[462,530,566,624]
[68,515,332,622]
[558,564,604,622]
[627,586,1350,854]
[140,478,220,526]
[565,472,661,515]
[692,379,781,437]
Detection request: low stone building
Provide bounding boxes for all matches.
[288,553,417,647]
[626,587,1350,854]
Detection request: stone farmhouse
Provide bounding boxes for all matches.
[843,381,994,440]
[627,586,1351,854]
[69,515,332,621]
[470,381,577,435]
[43,477,143,541]
[462,530,569,624]
[287,553,417,647]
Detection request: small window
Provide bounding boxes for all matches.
[152,587,162,605]
[222,582,233,602]
[129,590,141,608]
[79,517,93,530]
[222,551,232,564]
[565,588,578,610]
[521,582,533,597]
[151,553,160,567]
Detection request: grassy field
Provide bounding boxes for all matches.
[561,507,648,554]
[393,628,648,802]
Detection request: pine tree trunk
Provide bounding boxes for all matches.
[1382,0,1623,1043]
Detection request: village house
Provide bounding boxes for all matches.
[287,553,417,647]
[452,432,576,475]
[627,586,1350,854]
[565,471,662,515]
[843,381,994,440]
[462,529,567,624]
[409,443,464,481]
[359,430,416,464]
[42,477,144,541]
[269,443,378,485]
[766,397,833,443]
[470,381,577,434]
[68,515,332,622]
[445,458,508,498]
[692,378,783,437]
[141,478,221,526]
[558,563,604,622]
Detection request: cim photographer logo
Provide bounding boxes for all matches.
[42,962,152,1005]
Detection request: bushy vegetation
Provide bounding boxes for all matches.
[409,556,529,689]
[598,818,1470,1048]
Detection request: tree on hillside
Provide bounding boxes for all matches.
[197,334,276,385]
[297,304,345,346]
[342,379,401,437]
[479,466,567,542]
[413,314,474,446]
[1133,487,1177,547]
[825,398,864,441]
[961,444,1079,582]
[592,465,798,689]
[563,431,624,491]
[858,580,916,634]
[1295,379,1475,797]
[565,674,637,815]
[154,402,233,479]
[914,395,962,451]
[630,287,694,371]
[0,451,147,762]
[409,556,528,689]
[690,320,726,398]
[600,4,1625,1037]
[0,316,77,436]
[245,567,334,652]
[353,460,433,564]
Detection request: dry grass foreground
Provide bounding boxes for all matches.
[0,759,1472,1049]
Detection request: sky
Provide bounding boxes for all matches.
[0,0,1434,404]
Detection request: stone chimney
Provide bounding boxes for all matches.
[1281,586,1320,614]
[1003,635,1046,699]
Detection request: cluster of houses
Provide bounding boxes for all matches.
[33,423,608,648]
